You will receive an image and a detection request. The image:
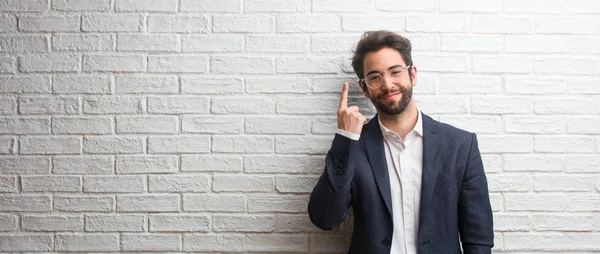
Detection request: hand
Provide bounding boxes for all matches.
[337,82,367,135]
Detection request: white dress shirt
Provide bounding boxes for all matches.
[336,110,423,254]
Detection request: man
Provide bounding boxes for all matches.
[308,30,494,254]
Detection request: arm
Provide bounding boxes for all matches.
[458,133,494,253]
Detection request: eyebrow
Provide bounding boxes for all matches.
[365,65,406,77]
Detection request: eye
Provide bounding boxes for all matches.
[366,75,381,82]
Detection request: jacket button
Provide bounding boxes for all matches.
[382,237,391,246]
[337,170,344,175]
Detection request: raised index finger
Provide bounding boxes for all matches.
[339,82,348,110]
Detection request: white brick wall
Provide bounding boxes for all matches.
[0,0,598,253]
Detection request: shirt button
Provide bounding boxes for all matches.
[382,237,391,246]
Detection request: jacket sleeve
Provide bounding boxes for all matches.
[308,133,359,230]
[458,133,494,254]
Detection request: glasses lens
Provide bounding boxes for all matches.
[365,74,382,88]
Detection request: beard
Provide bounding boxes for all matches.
[369,85,413,116]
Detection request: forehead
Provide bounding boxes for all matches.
[363,47,407,73]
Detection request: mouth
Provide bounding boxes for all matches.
[380,92,401,100]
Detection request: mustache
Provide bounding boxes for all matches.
[377,86,407,99]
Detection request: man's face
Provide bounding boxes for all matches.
[360,47,417,116]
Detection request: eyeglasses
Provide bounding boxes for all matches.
[360,65,412,89]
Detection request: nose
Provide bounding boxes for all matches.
[380,73,394,90]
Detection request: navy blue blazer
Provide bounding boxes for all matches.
[308,112,494,254]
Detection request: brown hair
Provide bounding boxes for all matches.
[351,30,413,79]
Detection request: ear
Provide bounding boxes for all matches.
[409,66,417,87]
[358,80,369,97]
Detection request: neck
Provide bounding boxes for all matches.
[378,102,418,140]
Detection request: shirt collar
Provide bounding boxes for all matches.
[378,108,423,138]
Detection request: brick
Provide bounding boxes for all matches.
[569,194,600,211]
[0,55,15,73]
[20,136,81,155]
[182,35,243,52]
[148,55,207,73]
[535,136,595,153]
[0,233,52,252]
[214,215,275,232]
[276,136,331,154]
[506,35,569,53]
[567,118,600,134]
[53,75,111,94]
[414,96,468,114]
[505,232,600,250]
[213,136,273,154]
[506,0,600,14]
[0,214,17,231]
[505,193,568,211]
[52,34,113,51]
[471,96,533,114]
[116,116,178,134]
[184,234,244,252]
[116,75,178,94]
[472,15,532,34]
[248,195,307,212]
[477,135,533,153]
[534,57,599,75]
[482,154,502,173]
[438,116,502,134]
[0,96,16,114]
[276,57,339,74]
[535,174,595,192]
[181,155,243,172]
[22,215,83,231]
[0,136,14,154]
[504,155,564,172]
[0,16,16,32]
[494,214,531,231]
[246,35,307,53]
[18,15,79,32]
[122,233,181,251]
[181,0,241,12]
[53,156,112,175]
[375,0,435,11]
[116,0,177,12]
[489,193,502,212]
[22,175,81,192]
[148,136,210,154]
[245,233,308,252]
[314,0,372,12]
[310,76,360,94]
[0,35,48,53]
[84,175,144,193]
[117,34,179,52]
[0,176,17,192]
[182,116,243,134]
[246,77,310,94]
[213,175,273,192]
[310,234,351,252]
[149,174,210,192]
[569,78,600,94]
[274,214,319,232]
[0,195,51,212]
[0,0,48,11]
[441,34,503,52]
[181,77,243,94]
[52,117,113,134]
[19,96,79,114]
[55,233,118,252]
[406,14,467,32]
[534,97,597,114]
[439,0,500,12]
[276,97,337,114]
[82,14,143,32]
[83,54,145,72]
[409,34,439,52]
[213,16,273,32]
[0,156,50,174]
[54,195,113,212]
[149,214,210,232]
[52,0,111,11]
[245,117,310,134]
[565,155,600,173]
[148,96,209,114]
[342,16,404,32]
[83,136,144,154]
[0,117,49,134]
[211,56,272,74]
[504,76,567,94]
[117,194,179,212]
[244,155,324,174]
[504,116,565,134]
[85,214,145,232]
[148,15,209,33]
[0,76,51,94]
[487,174,531,192]
[116,155,178,174]
[212,97,274,114]
[276,175,319,193]
[311,35,355,53]
[413,54,469,72]
[277,15,340,32]
[245,0,307,12]
[533,214,594,231]
[438,74,502,94]
[183,194,245,212]
[472,55,533,74]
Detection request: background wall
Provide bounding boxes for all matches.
[0,0,599,252]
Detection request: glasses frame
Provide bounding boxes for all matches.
[360,65,412,89]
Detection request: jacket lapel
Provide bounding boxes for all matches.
[363,116,393,217]
[419,113,441,214]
